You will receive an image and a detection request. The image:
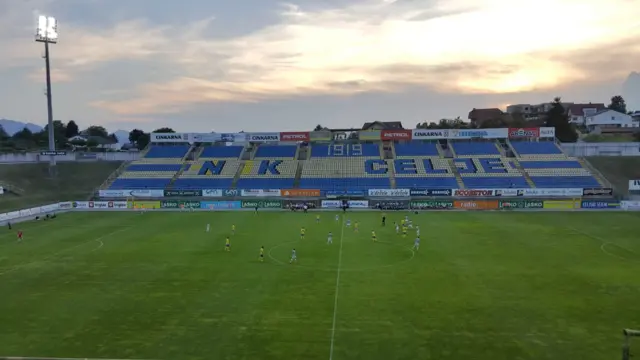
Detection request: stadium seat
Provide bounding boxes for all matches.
[511,141,562,156]
[144,145,190,159]
[236,159,298,189]
[393,157,458,189]
[254,145,298,158]
[310,143,380,157]
[450,142,501,156]
[175,159,240,189]
[457,157,529,188]
[519,158,601,188]
[201,145,244,159]
[299,157,390,190]
[394,142,440,157]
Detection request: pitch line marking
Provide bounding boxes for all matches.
[0,227,130,277]
[568,226,639,262]
[328,214,345,360]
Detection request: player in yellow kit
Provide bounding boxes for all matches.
[354,221,359,232]
[225,237,231,251]
[371,230,377,242]
[316,214,320,223]
[259,246,264,261]
[300,227,306,239]
[402,225,407,238]
[231,224,236,235]
[400,219,405,227]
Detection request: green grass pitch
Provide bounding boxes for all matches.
[1,210,640,360]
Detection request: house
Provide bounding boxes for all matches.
[567,103,606,125]
[468,108,505,127]
[361,121,404,130]
[68,134,120,150]
[506,102,573,121]
[630,111,640,123]
[585,109,636,132]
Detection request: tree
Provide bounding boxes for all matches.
[43,120,68,148]
[85,125,109,138]
[0,125,8,140]
[136,133,150,150]
[313,124,328,131]
[12,128,33,141]
[545,97,578,142]
[86,138,98,148]
[108,133,119,143]
[608,95,627,113]
[129,129,145,144]
[153,127,175,133]
[66,120,79,138]
[508,111,527,127]
[479,117,507,128]
[438,117,468,129]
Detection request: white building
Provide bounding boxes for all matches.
[585,109,636,132]
[567,103,606,125]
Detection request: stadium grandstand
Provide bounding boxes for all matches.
[101,127,609,193]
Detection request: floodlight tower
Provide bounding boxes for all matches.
[35,15,58,175]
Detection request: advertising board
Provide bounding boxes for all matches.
[98,189,165,198]
[539,127,556,138]
[40,151,66,156]
[358,131,381,140]
[220,133,248,143]
[282,189,321,197]
[411,129,449,140]
[629,180,640,191]
[248,133,280,142]
[454,200,499,210]
[381,130,412,141]
[368,189,411,197]
[202,189,223,197]
[370,200,409,209]
[449,128,507,139]
[222,189,240,197]
[127,201,161,209]
[582,188,613,197]
[621,201,640,210]
[508,128,539,139]
[453,189,495,197]
[410,189,452,196]
[150,133,191,143]
[241,200,282,208]
[542,200,580,209]
[348,200,369,208]
[580,200,620,209]
[0,186,3,195]
[161,200,201,209]
[410,200,454,209]
[280,132,310,142]
[164,189,202,197]
[200,201,242,209]
[498,200,543,209]
[241,189,282,197]
[325,190,366,197]
[520,188,583,197]
[321,200,342,208]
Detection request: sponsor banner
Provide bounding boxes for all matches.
[453,189,495,197]
[282,189,321,197]
[220,133,248,143]
[164,189,202,197]
[76,153,97,160]
[348,200,369,208]
[202,189,223,197]
[222,189,240,197]
[7,211,20,220]
[248,132,280,142]
[499,200,543,209]
[88,201,110,208]
[629,180,640,191]
[72,201,89,209]
[0,186,3,194]
[368,189,411,197]
[280,132,310,142]
[190,133,222,143]
[409,188,452,196]
[111,201,128,208]
[309,131,332,142]
[98,189,165,198]
[160,200,201,209]
[241,189,282,197]
[325,190,366,197]
[542,200,580,209]
[581,200,620,209]
[582,188,613,197]
[449,129,507,139]
[151,133,191,143]
[0,213,6,221]
[410,200,454,209]
[241,200,282,208]
[494,189,520,197]
[321,200,343,208]
[284,200,319,209]
[621,201,640,210]
[41,203,61,212]
[508,127,540,139]
[539,127,555,138]
[127,201,161,209]
[412,129,450,140]
[454,200,499,210]
[58,202,72,209]
[381,130,412,141]
[200,201,242,209]
[358,130,381,141]
[520,188,583,197]
[40,151,66,156]
[370,200,409,210]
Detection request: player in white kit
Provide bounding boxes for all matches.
[413,237,420,251]
[346,219,351,227]
[335,214,339,221]
[395,222,400,234]
[416,226,420,237]
[290,248,297,264]
[206,223,210,232]
[327,232,333,244]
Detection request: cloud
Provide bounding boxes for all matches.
[27,67,73,83]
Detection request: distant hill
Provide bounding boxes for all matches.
[0,119,43,136]
[113,130,130,145]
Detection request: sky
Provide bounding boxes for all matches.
[1,0,639,133]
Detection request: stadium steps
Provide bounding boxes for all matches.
[388,159,397,189]
[231,162,246,188]
[448,140,458,158]
[512,159,536,188]
[99,161,131,190]
[244,144,254,160]
[495,141,506,156]
[379,142,386,158]
[448,159,465,189]
[293,144,301,161]
[166,162,192,189]
[506,139,520,157]
[192,144,205,160]
[578,157,612,188]
[436,142,445,157]
[0,181,24,195]
[293,161,304,187]
[389,142,397,159]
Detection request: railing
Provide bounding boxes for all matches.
[579,157,613,189]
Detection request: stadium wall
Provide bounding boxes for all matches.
[561,143,640,157]
[0,152,139,163]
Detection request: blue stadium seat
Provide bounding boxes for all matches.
[126,164,184,172]
[530,176,601,188]
[173,178,234,189]
[462,177,529,189]
[109,178,172,189]
[254,145,297,158]
[201,146,244,158]
[236,159,297,189]
[394,142,440,157]
[392,157,458,189]
[311,143,380,157]
[511,141,562,156]
[519,160,583,169]
[144,145,190,159]
[298,178,390,191]
[451,142,500,156]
